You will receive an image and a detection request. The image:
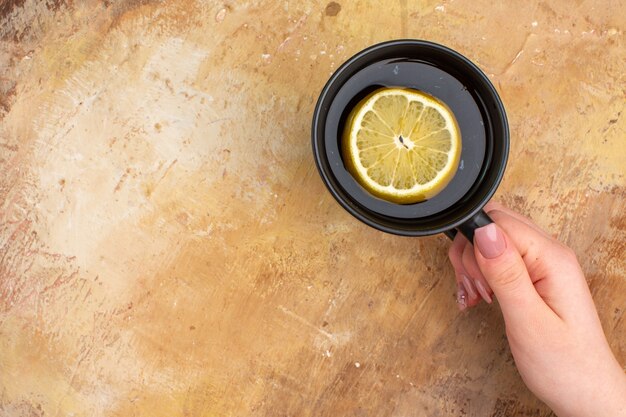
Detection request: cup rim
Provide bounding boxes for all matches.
[312,39,509,236]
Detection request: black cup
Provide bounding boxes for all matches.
[311,40,509,242]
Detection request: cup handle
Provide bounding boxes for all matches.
[444,210,493,243]
[444,229,458,240]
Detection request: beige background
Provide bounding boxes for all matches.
[1,0,624,416]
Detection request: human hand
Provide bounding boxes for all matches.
[448,203,626,417]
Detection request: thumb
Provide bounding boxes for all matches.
[473,223,552,327]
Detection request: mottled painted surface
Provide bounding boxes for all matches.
[0,1,624,416]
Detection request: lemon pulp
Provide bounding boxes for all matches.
[341,87,461,204]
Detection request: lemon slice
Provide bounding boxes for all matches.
[342,87,461,204]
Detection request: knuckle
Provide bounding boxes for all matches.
[565,246,578,262]
[485,201,505,213]
[486,209,506,223]
[558,244,578,263]
[486,207,505,216]
[492,259,527,290]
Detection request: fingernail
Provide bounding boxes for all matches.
[456,281,467,311]
[475,280,493,303]
[475,223,506,259]
[462,275,478,300]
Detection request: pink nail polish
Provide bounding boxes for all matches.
[462,275,478,300]
[457,281,467,311]
[475,223,506,259]
[475,280,493,303]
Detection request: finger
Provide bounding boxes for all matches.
[448,233,481,309]
[483,210,592,322]
[461,272,482,308]
[484,201,551,239]
[462,243,493,303]
[473,222,555,327]
[486,211,577,283]
[448,233,468,311]
[448,231,466,273]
